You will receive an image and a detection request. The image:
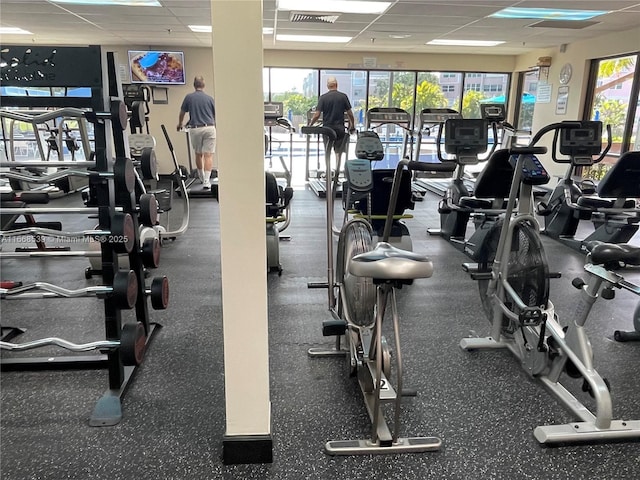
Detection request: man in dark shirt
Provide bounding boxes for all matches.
[177,76,216,189]
[308,77,355,154]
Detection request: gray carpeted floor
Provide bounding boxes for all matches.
[1,184,639,480]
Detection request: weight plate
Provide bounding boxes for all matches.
[139,193,158,227]
[150,275,169,310]
[140,147,158,180]
[112,270,138,309]
[120,322,146,366]
[141,237,161,269]
[131,100,146,130]
[111,100,128,131]
[111,213,136,254]
[113,157,136,194]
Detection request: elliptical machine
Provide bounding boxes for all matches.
[302,126,453,455]
[460,120,640,445]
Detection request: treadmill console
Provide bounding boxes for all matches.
[509,154,550,186]
[419,108,461,126]
[366,107,411,128]
[264,102,284,126]
[480,103,506,123]
[559,121,602,162]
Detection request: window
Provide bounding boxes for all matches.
[586,53,639,167]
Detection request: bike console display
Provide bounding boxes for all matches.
[509,154,550,186]
[559,121,602,159]
[444,119,488,160]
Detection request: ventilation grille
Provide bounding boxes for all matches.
[527,20,600,29]
[290,12,340,23]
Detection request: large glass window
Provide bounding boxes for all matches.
[463,72,510,119]
[261,66,512,174]
[588,54,638,161]
[265,68,318,184]
[515,70,538,131]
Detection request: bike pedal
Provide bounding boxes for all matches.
[322,319,348,337]
[519,307,545,326]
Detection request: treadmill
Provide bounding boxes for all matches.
[412,108,465,197]
[264,102,295,188]
[365,107,424,200]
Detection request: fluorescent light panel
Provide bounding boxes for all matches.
[277,34,352,43]
[428,39,504,47]
[189,26,274,35]
[189,25,212,33]
[51,0,161,5]
[0,27,33,34]
[490,7,609,21]
[277,0,390,15]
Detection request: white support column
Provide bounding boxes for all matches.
[210,0,271,464]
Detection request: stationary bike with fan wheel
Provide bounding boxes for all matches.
[301,126,454,456]
[460,120,640,445]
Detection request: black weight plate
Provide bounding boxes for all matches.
[150,275,169,310]
[140,147,158,180]
[112,270,138,309]
[113,157,136,194]
[131,100,146,129]
[141,237,161,269]
[110,213,136,253]
[120,322,146,366]
[111,100,128,131]
[139,193,158,227]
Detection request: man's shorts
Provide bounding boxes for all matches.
[189,126,216,154]
[322,126,349,155]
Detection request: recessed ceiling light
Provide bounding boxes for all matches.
[389,34,411,39]
[490,7,609,21]
[277,34,352,43]
[263,28,274,35]
[427,39,505,47]
[51,0,161,5]
[0,27,33,35]
[189,25,212,33]
[277,0,391,15]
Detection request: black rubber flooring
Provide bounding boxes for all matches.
[1,186,640,480]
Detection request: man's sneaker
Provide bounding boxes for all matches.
[202,181,211,190]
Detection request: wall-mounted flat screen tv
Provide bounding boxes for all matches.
[128,50,185,85]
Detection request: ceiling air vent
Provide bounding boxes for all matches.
[290,12,340,24]
[527,20,600,29]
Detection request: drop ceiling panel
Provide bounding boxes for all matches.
[514,0,640,9]
[386,3,503,17]
[372,15,477,27]
[87,16,183,26]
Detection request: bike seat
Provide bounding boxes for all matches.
[586,241,640,266]
[348,242,434,280]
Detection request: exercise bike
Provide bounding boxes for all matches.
[538,124,640,253]
[460,120,640,444]
[301,126,453,455]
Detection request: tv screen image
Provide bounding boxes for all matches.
[128,50,185,84]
